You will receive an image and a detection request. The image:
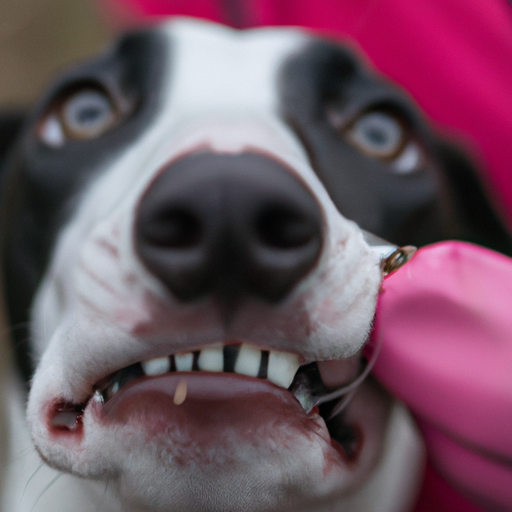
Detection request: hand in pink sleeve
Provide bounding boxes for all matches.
[372,242,512,512]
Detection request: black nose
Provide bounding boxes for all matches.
[135,152,323,303]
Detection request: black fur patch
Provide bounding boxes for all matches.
[279,41,512,251]
[0,29,168,382]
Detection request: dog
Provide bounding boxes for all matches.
[0,18,510,512]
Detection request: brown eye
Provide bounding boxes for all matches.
[346,111,406,159]
[39,88,118,146]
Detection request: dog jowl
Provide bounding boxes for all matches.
[0,18,510,512]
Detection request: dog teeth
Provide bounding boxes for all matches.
[267,351,300,389]
[234,344,262,377]
[99,344,302,403]
[93,390,104,404]
[141,356,171,376]
[175,352,194,371]
[197,344,224,372]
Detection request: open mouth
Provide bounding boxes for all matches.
[50,341,367,461]
[99,343,304,403]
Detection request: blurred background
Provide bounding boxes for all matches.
[0,0,110,108]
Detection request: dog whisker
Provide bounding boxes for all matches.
[29,473,63,512]
[21,461,45,504]
[98,479,112,512]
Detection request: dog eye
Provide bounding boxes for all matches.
[62,89,117,139]
[346,111,405,159]
[39,88,118,146]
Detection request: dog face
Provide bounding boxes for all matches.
[1,18,509,512]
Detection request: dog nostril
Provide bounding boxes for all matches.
[144,209,202,248]
[256,207,316,249]
[135,152,324,303]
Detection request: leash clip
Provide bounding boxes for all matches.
[362,230,416,276]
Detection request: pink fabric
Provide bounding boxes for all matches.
[101,0,512,228]
[108,0,224,22]
[371,242,512,512]
[413,462,485,512]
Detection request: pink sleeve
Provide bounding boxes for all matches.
[372,241,512,512]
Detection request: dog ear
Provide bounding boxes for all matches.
[0,112,24,169]
[437,140,512,256]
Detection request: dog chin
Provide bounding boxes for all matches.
[94,442,341,512]
[86,418,341,512]
[29,372,392,512]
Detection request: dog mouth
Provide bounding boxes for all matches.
[44,237,408,464]
[97,343,304,404]
[50,341,368,460]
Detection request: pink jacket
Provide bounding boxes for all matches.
[373,243,512,512]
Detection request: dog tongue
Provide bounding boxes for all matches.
[100,373,314,438]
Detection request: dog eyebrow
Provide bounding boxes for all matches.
[279,40,423,129]
[33,30,168,121]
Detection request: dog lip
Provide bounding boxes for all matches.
[100,372,308,419]
[49,342,366,437]
[94,372,364,465]
[47,372,310,441]
[49,399,87,435]
[91,372,354,465]
[48,369,364,465]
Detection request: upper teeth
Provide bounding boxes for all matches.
[141,357,171,376]
[197,343,224,372]
[103,343,300,402]
[174,352,194,372]
[234,344,262,378]
[268,350,301,389]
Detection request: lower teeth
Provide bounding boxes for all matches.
[288,363,330,411]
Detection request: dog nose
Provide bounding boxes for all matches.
[135,152,323,303]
